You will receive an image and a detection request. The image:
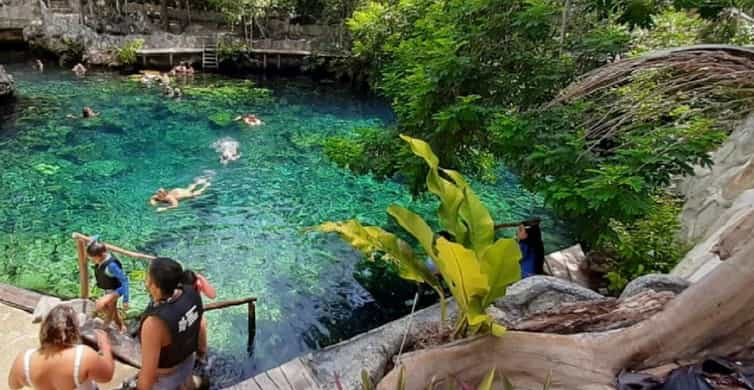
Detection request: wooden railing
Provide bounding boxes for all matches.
[71,232,257,351]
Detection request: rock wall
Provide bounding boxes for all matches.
[671,114,754,281]
[0,65,16,99]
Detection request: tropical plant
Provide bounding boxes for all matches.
[115,39,145,65]
[318,135,521,338]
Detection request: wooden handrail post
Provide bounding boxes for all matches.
[76,239,89,298]
[247,300,256,354]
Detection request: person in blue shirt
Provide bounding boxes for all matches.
[518,223,545,278]
[86,236,130,333]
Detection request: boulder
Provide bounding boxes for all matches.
[302,301,457,390]
[492,275,603,326]
[619,274,690,299]
[0,65,16,100]
[543,244,592,288]
[32,297,95,324]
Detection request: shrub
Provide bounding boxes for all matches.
[116,39,145,65]
[601,194,690,294]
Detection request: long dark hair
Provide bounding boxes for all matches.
[522,223,546,274]
[148,257,195,297]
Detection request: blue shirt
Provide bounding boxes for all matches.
[519,241,536,278]
[104,255,130,303]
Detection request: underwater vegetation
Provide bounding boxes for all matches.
[0,67,570,382]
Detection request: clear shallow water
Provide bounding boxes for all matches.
[0,64,570,386]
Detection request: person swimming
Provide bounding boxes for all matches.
[72,63,87,76]
[212,137,240,165]
[82,107,98,118]
[149,177,211,212]
[234,114,263,127]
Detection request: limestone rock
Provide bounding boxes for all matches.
[492,276,603,326]
[543,244,593,288]
[32,296,62,323]
[619,274,690,299]
[297,301,457,390]
[0,65,15,100]
[32,297,95,323]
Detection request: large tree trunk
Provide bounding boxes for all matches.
[378,238,754,389]
[512,290,675,334]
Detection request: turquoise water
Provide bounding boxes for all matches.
[0,63,569,386]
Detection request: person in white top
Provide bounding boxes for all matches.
[7,305,115,390]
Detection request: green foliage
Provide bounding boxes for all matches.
[601,195,690,293]
[115,39,145,65]
[318,136,521,338]
[344,0,633,185]
[630,10,705,56]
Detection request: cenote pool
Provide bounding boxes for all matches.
[0,63,569,387]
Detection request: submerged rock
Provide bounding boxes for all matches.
[620,274,690,299]
[492,275,604,326]
[0,65,16,100]
[81,160,129,177]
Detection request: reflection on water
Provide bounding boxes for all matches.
[0,63,570,387]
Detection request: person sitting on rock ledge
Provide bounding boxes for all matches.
[72,63,87,77]
[34,59,44,73]
[234,114,263,127]
[149,177,211,212]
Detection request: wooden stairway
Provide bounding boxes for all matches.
[202,35,219,70]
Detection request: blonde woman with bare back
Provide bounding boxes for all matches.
[7,305,115,390]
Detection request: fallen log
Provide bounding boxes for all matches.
[378,237,754,389]
[512,290,675,334]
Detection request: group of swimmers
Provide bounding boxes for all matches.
[8,236,217,389]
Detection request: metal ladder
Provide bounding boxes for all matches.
[202,35,218,70]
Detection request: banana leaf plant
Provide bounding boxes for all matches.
[317,135,522,338]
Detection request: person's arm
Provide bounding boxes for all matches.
[7,353,24,389]
[137,317,164,390]
[149,196,158,206]
[85,330,115,383]
[107,262,130,308]
[196,273,216,299]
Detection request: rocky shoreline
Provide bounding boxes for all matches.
[0,65,16,100]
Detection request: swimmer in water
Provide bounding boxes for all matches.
[83,106,99,118]
[72,63,87,76]
[212,137,241,165]
[149,177,211,212]
[234,114,263,127]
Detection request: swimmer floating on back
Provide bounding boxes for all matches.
[149,176,211,212]
[212,137,240,165]
[234,114,263,127]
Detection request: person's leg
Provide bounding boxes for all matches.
[112,298,126,333]
[96,292,119,327]
[198,317,208,361]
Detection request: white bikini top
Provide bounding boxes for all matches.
[23,345,98,390]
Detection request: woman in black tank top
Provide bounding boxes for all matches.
[137,257,205,390]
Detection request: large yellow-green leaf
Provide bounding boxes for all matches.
[476,368,496,390]
[387,204,436,259]
[317,220,448,320]
[442,169,495,251]
[434,238,488,312]
[401,134,468,244]
[479,238,522,307]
